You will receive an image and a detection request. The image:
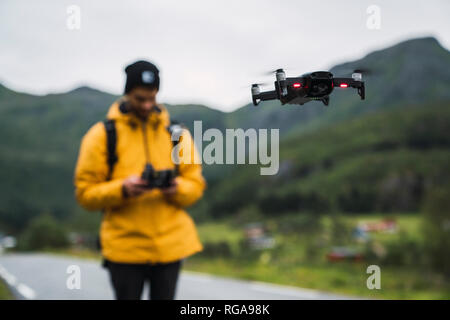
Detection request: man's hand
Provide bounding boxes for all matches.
[161,179,178,197]
[122,175,150,198]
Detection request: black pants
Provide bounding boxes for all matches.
[105,259,182,300]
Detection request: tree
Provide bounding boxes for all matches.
[18,213,69,251]
[422,187,450,277]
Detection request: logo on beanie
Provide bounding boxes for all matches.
[142,71,154,84]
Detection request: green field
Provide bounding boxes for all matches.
[0,278,14,300]
[182,213,450,299]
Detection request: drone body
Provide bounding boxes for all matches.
[251,69,365,106]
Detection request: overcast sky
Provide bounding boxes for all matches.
[1,0,449,112]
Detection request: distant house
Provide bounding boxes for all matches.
[358,219,397,233]
[244,223,275,250]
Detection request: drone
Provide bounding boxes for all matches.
[251,69,365,106]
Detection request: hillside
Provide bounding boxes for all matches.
[0,36,449,231]
[204,103,450,220]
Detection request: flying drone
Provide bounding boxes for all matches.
[251,69,365,106]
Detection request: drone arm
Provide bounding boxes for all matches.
[358,82,365,100]
[333,78,365,100]
[252,90,278,106]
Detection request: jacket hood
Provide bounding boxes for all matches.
[106,98,170,127]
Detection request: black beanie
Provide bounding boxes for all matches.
[124,60,160,94]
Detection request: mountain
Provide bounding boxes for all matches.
[0,36,449,231]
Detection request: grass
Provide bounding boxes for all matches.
[44,247,102,261]
[0,278,14,300]
[183,256,450,299]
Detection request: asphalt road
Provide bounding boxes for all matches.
[0,253,355,300]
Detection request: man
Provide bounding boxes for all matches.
[74,60,205,300]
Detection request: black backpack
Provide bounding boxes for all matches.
[102,118,184,180]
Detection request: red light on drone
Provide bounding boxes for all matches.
[293,83,302,88]
[340,83,348,88]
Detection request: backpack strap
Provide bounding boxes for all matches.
[167,120,184,146]
[98,119,118,253]
[103,119,118,181]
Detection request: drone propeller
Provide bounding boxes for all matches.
[240,82,270,89]
[353,68,373,75]
[336,66,375,77]
[261,68,285,76]
[260,66,307,76]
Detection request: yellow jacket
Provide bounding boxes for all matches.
[74,99,205,264]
